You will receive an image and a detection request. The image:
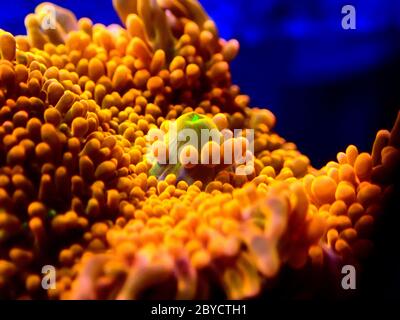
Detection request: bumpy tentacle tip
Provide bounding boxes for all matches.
[35,2,78,33]
[113,0,139,25]
[0,31,16,61]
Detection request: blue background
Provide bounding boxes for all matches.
[1,0,400,167]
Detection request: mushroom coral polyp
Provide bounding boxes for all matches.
[0,0,399,300]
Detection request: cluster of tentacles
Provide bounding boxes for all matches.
[0,0,399,299]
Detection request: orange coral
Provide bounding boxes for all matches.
[0,0,399,300]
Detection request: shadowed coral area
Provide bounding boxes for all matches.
[0,0,399,299]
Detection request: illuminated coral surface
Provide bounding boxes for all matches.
[0,0,399,299]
